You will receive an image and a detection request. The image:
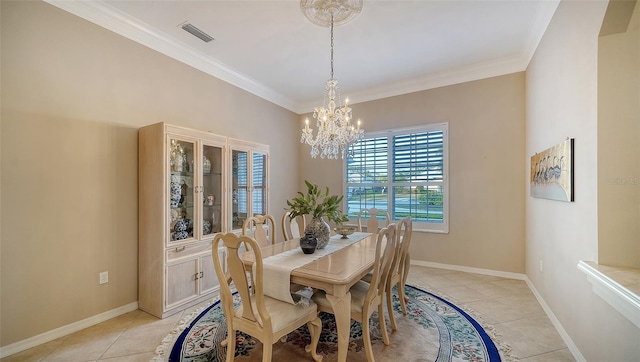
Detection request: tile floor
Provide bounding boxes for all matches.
[1,265,574,361]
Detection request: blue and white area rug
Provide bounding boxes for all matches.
[155,285,511,362]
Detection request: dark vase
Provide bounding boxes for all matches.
[300,232,318,254]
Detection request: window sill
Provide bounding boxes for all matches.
[577,260,640,328]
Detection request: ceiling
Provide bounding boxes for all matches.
[45,0,559,114]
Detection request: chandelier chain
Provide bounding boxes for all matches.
[330,14,334,80]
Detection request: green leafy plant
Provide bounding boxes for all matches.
[286,180,349,225]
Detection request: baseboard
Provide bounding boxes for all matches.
[411,260,527,280]
[523,277,585,362]
[0,302,139,359]
[410,260,584,361]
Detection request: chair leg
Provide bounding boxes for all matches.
[386,285,397,331]
[225,329,235,362]
[378,303,390,346]
[362,316,375,362]
[305,316,323,362]
[398,280,408,316]
[262,341,273,362]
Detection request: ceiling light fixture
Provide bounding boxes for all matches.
[300,0,364,159]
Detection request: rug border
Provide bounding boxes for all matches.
[405,284,502,361]
[155,284,514,362]
[408,283,516,362]
[152,297,221,362]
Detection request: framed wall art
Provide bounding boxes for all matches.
[530,138,574,202]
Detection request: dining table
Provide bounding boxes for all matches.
[241,232,378,362]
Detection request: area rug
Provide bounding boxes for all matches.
[156,284,505,362]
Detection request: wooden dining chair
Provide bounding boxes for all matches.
[242,214,277,294]
[312,224,397,362]
[242,214,277,247]
[212,233,323,362]
[361,217,412,331]
[282,211,306,241]
[356,207,390,233]
[385,216,413,330]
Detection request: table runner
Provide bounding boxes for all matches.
[256,232,371,304]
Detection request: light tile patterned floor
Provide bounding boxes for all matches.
[1,266,574,361]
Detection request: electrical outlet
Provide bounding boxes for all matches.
[539,260,543,272]
[99,271,109,284]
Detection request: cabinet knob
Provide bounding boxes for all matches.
[175,246,186,252]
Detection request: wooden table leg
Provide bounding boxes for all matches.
[326,292,352,362]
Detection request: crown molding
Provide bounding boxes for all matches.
[296,53,528,113]
[303,0,560,114]
[44,0,559,116]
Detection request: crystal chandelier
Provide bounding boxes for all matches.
[300,0,365,159]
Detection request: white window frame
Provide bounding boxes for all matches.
[343,123,449,233]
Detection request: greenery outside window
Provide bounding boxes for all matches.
[345,123,449,233]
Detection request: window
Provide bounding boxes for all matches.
[230,139,270,231]
[234,151,267,215]
[345,123,448,233]
[236,152,248,214]
[252,152,267,215]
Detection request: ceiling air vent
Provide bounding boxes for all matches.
[181,23,214,43]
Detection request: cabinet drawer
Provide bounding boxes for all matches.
[166,240,213,261]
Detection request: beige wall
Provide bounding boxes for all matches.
[598,1,640,268]
[526,0,640,360]
[0,1,300,346]
[300,73,527,274]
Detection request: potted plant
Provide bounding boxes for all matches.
[286,180,349,248]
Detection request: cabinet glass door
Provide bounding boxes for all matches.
[252,152,267,216]
[169,138,195,243]
[231,150,249,230]
[202,144,222,236]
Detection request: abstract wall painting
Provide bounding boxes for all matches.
[530,138,574,202]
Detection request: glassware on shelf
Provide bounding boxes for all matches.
[170,140,185,172]
[203,156,211,174]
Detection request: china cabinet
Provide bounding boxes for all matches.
[228,138,270,232]
[139,122,226,318]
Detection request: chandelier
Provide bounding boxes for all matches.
[300,0,365,159]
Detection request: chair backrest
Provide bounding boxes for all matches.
[389,216,412,284]
[212,233,273,334]
[365,224,397,304]
[357,207,391,233]
[397,216,413,282]
[242,214,277,247]
[282,211,306,241]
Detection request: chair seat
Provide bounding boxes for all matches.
[236,295,318,332]
[312,280,371,314]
